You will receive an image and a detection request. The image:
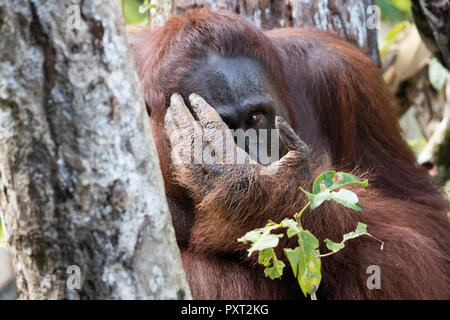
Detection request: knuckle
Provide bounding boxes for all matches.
[284,150,308,163]
[202,119,224,131]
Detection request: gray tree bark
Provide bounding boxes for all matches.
[412,0,450,69]
[156,0,379,64]
[0,0,191,299]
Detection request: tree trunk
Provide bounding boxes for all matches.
[159,0,379,64]
[0,0,191,299]
[412,0,450,69]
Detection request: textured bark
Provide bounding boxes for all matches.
[0,0,191,299]
[157,0,379,64]
[412,0,450,69]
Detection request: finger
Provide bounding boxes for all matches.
[164,106,188,147]
[165,93,202,148]
[275,116,310,154]
[168,93,198,129]
[164,106,174,132]
[189,93,239,165]
[165,105,207,184]
[165,95,199,165]
[165,110,194,166]
[189,93,229,133]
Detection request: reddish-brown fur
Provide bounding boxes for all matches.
[128,9,450,299]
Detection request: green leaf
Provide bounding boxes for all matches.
[312,171,368,194]
[258,248,285,279]
[429,58,448,91]
[258,248,275,267]
[301,171,368,210]
[329,189,363,211]
[237,222,283,256]
[302,187,363,211]
[296,230,321,297]
[284,247,301,277]
[280,218,301,238]
[324,239,345,252]
[323,222,384,255]
[343,222,368,242]
[301,188,331,209]
[264,260,285,280]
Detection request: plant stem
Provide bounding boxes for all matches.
[316,252,336,258]
[295,202,310,225]
[366,234,385,249]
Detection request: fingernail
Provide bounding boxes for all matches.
[275,115,286,124]
[170,94,176,105]
[188,93,200,109]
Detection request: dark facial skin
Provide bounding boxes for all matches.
[179,54,289,163]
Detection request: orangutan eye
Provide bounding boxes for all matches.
[246,110,262,125]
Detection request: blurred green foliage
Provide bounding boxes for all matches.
[379,20,410,57]
[121,0,149,25]
[377,0,412,23]
[406,137,428,156]
[0,217,5,246]
[121,0,170,25]
[445,182,450,203]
